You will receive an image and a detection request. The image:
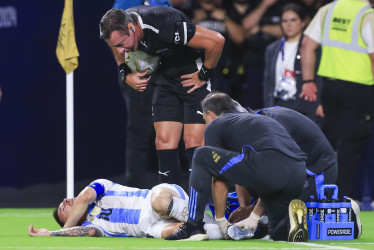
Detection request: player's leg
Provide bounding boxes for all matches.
[153,86,184,185]
[158,222,223,240]
[151,184,189,222]
[183,123,205,171]
[182,87,209,173]
[165,146,242,241]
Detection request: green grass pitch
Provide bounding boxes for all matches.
[1,208,374,250]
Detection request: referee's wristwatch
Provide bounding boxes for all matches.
[198,65,213,82]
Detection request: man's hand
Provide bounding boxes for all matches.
[262,0,278,8]
[28,224,51,236]
[125,72,151,92]
[181,71,207,94]
[316,104,325,117]
[299,82,317,102]
[215,216,230,236]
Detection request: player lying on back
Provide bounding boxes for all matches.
[28,179,222,239]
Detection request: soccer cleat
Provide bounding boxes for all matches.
[288,199,308,242]
[165,221,208,241]
[226,224,255,240]
[348,198,362,239]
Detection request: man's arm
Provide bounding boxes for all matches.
[242,0,278,31]
[181,25,225,93]
[187,25,225,69]
[235,185,252,207]
[29,224,104,237]
[63,187,97,228]
[300,36,319,102]
[211,177,230,235]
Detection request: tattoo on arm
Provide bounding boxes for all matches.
[50,226,104,237]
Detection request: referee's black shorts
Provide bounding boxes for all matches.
[152,58,211,124]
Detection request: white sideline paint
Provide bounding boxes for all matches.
[291,242,363,250]
[0,213,50,217]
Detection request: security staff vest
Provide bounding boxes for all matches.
[318,0,374,85]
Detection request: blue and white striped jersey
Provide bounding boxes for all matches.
[82,179,153,237]
[81,179,188,238]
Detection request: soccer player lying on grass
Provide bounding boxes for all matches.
[28,179,222,239]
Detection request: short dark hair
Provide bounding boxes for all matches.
[99,9,138,39]
[282,3,306,21]
[53,208,64,228]
[201,92,236,115]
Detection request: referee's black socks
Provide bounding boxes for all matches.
[185,147,198,178]
[157,149,181,185]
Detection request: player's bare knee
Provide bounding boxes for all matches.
[151,188,173,216]
[183,136,204,149]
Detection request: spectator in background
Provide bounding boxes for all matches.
[299,0,329,25]
[225,0,286,110]
[191,0,244,95]
[301,0,374,199]
[263,3,324,127]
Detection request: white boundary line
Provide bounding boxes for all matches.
[0,213,50,217]
[291,242,363,250]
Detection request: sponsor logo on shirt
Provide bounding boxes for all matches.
[212,151,221,163]
[174,31,180,44]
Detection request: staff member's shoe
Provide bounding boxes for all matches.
[165,221,208,241]
[348,198,362,239]
[288,199,308,242]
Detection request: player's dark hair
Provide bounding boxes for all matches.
[282,3,307,21]
[99,9,138,39]
[201,92,236,115]
[53,208,64,228]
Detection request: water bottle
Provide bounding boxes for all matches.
[305,195,318,221]
[324,199,334,223]
[318,199,329,222]
[340,196,352,222]
[331,199,340,222]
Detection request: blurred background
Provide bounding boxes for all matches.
[0,0,131,206]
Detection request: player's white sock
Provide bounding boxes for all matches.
[235,212,260,231]
[168,197,188,222]
[204,223,223,240]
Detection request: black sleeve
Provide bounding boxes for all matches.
[158,9,196,46]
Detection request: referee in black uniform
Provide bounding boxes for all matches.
[99,6,225,185]
[166,92,308,241]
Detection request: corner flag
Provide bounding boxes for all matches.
[56,0,79,199]
[56,0,79,74]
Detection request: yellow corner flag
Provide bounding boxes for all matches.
[56,0,79,74]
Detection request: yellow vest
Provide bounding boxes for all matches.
[318,0,374,85]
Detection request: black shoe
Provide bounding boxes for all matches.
[288,199,308,242]
[348,198,362,239]
[165,221,208,241]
